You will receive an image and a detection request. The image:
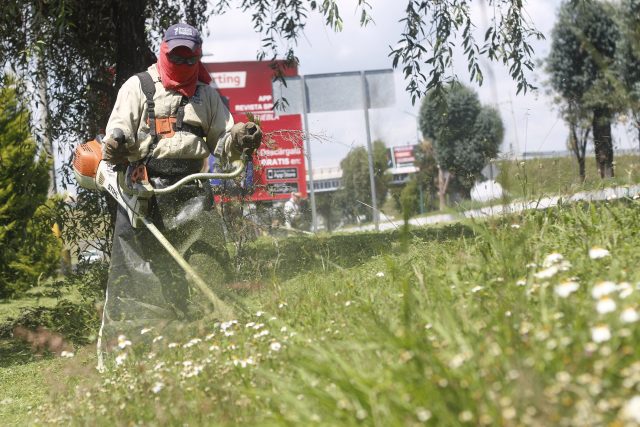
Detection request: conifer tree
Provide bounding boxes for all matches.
[0,77,59,297]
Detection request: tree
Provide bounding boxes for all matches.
[419,84,503,210]
[336,140,389,223]
[560,100,592,181]
[618,0,640,149]
[546,0,622,179]
[315,191,339,232]
[0,77,60,297]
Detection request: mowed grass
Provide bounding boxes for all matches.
[0,348,96,426]
[17,197,640,426]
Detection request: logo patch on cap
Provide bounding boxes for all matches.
[174,26,195,37]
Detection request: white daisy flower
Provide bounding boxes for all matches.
[621,395,640,423]
[151,382,164,394]
[543,253,564,268]
[555,281,580,298]
[232,357,255,368]
[449,354,466,369]
[220,320,238,331]
[589,247,610,260]
[183,338,202,348]
[416,407,432,422]
[117,335,132,349]
[115,352,127,366]
[376,271,385,277]
[60,351,74,358]
[591,325,612,343]
[596,297,617,314]
[534,266,559,279]
[510,224,520,229]
[592,281,617,299]
[516,279,527,287]
[253,330,270,339]
[618,282,634,299]
[471,286,484,293]
[345,300,353,307]
[621,307,640,324]
[152,335,164,343]
[140,327,153,335]
[270,341,282,352]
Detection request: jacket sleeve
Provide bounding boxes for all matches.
[205,88,234,157]
[104,76,144,151]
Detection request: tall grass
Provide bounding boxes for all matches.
[32,198,640,426]
[497,154,640,198]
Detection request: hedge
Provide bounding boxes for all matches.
[236,222,474,281]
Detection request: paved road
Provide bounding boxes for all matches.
[338,184,640,233]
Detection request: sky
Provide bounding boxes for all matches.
[203,0,638,170]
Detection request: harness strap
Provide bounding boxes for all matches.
[136,72,205,163]
[174,122,205,137]
[137,72,158,165]
[176,96,189,130]
[137,72,157,139]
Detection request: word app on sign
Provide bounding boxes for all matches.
[211,72,247,89]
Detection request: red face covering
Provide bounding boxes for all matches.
[157,41,212,97]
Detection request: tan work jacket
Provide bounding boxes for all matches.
[105,64,233,163]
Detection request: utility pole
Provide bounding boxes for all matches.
[300,76,318,232]
[360,71,378,230]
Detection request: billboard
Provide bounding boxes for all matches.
[202,60,305,201]
[271,69,395,115]
[392,145,416,167]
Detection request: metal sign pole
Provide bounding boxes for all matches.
[361,71,379,230]
[300,76,318,232]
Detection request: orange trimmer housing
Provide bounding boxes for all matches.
[73,139,103,190]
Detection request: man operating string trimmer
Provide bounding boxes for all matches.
[91,23,262,362]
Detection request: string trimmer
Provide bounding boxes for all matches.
[73,130,247,320]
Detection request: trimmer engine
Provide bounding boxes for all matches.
[72,138,103,191]
[72,137,154,227]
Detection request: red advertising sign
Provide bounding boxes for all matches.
[202,61,305,201]
[392,145,416,167]
[252,114,305,200]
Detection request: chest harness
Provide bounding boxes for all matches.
[136,71,205,164]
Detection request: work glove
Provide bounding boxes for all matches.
[230,122,262,154]
[102,128,129,165]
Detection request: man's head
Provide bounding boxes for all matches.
[163,23,202,52]
[291,192,302,201]
[157,23,210,96]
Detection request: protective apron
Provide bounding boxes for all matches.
[98,159,230,352]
